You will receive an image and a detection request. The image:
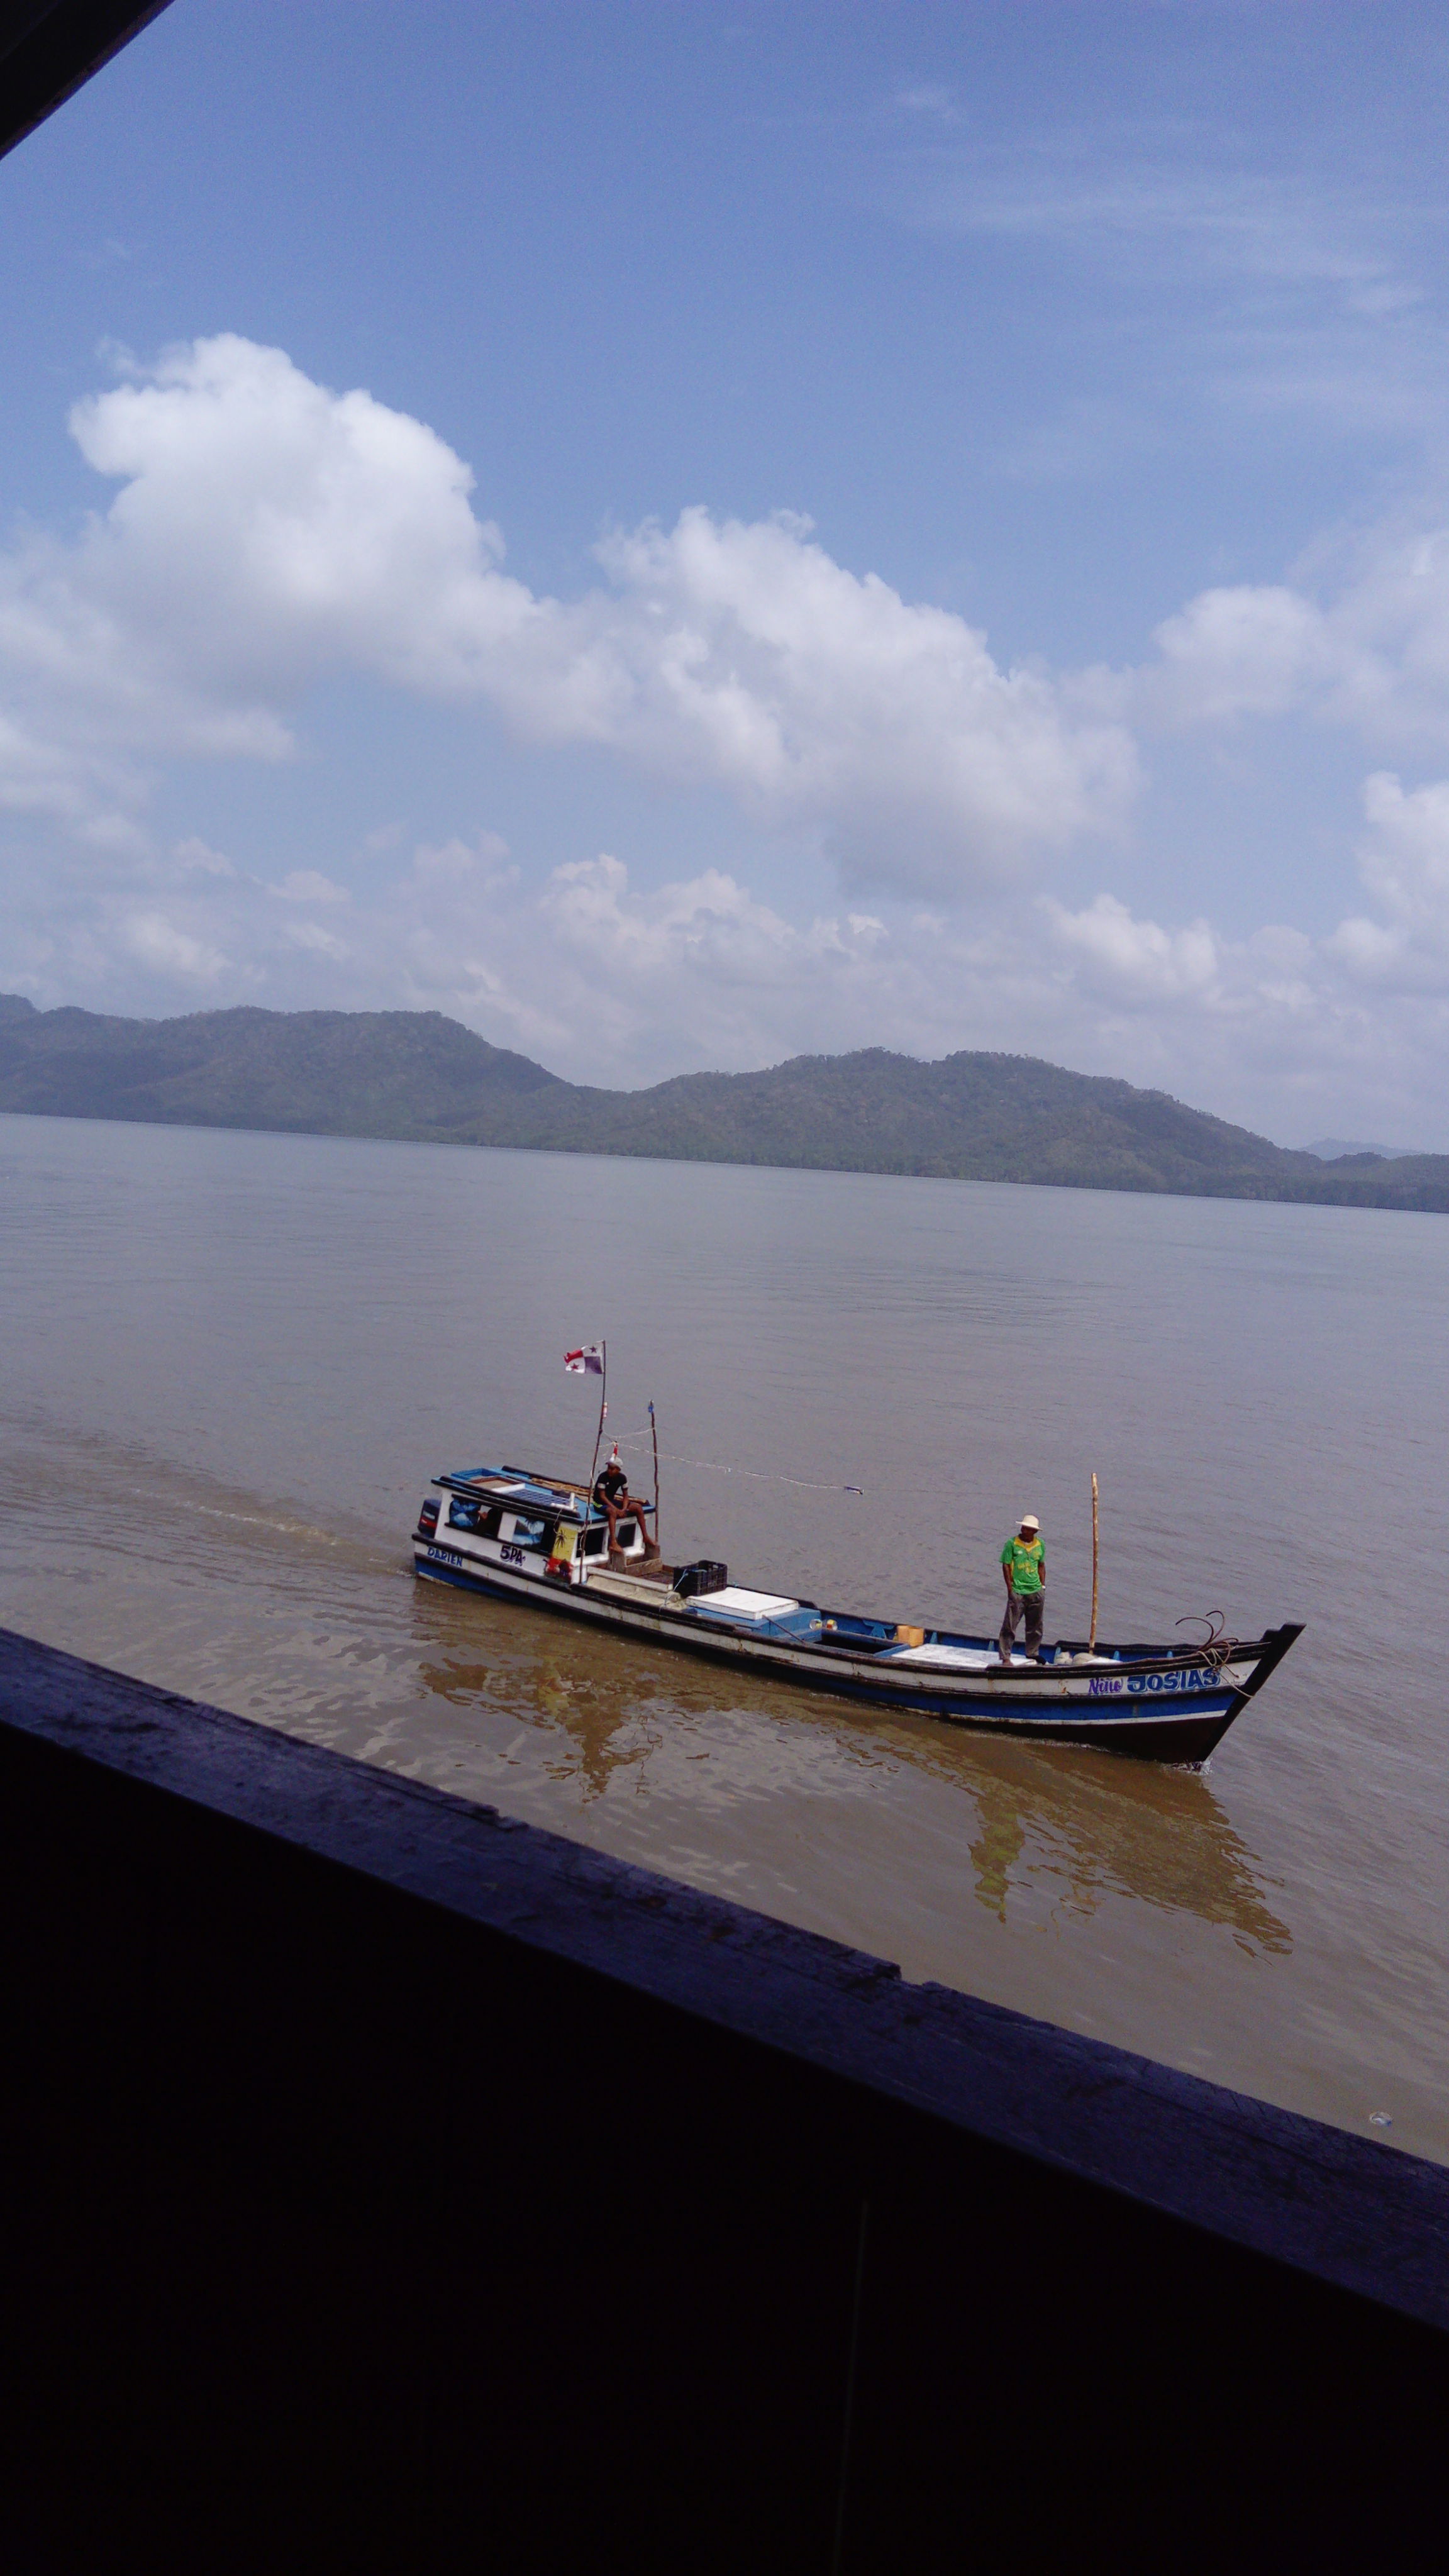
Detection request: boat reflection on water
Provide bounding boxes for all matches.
[410,1581,1291,1962]
[953,1743,1290,1953]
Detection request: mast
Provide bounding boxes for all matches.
[586,1341,608,1515]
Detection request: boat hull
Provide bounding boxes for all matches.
[412,1540,1298,1763]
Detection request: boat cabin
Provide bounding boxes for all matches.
[416,1465,654,1584]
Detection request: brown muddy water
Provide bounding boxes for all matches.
[2,1111,1445,2160]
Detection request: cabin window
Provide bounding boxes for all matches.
[506,1512,553,1552]
[581,1526,608,1558]
[448,1497,504,1537]
[448,1496,481,1531]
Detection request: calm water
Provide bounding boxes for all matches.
[2,1112,1446,2162]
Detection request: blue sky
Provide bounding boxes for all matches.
[4,1,1449,1141]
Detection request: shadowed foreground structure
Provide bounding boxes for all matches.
[1,1628,1444,2572]
[0,3,174,165]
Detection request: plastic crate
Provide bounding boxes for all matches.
[672,1559,728,1601]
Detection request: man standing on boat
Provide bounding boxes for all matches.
[999,1514,1045,1665]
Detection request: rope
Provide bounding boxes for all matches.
[1174,1612,1241,1672]
[608,1427,865,1497]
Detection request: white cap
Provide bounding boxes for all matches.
[1019,1513,1040,1530]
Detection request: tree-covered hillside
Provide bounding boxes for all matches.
[3,994,1446,1213]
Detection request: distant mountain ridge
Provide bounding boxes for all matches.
[3,993,1447,1213]
[1302,1136,1420,1163]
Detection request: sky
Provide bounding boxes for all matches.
[4,0,1449,1143]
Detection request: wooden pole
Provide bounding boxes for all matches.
[587,1341,608,1517]
[1089,1472,1099,1652]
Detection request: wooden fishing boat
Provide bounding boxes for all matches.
[411,1460,1302,1763]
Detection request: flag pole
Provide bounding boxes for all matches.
[1089,1472,1099,1652]
[650,1399,660,1553]
[587,1341,608,1516]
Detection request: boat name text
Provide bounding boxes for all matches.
[1089,1667,1213,1697]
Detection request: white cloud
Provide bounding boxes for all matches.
[173,836,236,878]
[899,135,1446,458]
[1026,786,1449,1132]
[273,869,348,904]
[0,706,146,846]
[410,831,516,887]
[1135,510,1449,746]
[65,335,522,708]
[120,911,226,982]
[541,850,888,991]
[1042,893,1220,1006]
[1143,585,1332,724]
[0,335,1137,894]
[394,850,915,1070]
[280,919,349,960]
[8,336,1449,1139]
[895,85,958,123]
[7,806,1449,1143]
[1326,770,1449,989]
[927,159,1421,301]
[572,509,1138,886]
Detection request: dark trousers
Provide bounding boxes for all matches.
[999,1587,1045,1660]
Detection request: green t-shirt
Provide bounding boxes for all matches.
[1002,1535,1045,1594]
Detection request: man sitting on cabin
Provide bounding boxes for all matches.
[593,1448,658,1562]
[999,1514,1045,1665]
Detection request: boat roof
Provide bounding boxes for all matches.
[434,1464,597,1519]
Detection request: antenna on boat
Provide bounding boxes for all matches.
[1089,1472,1100,1652]
[650,1399,660,1553]
[586,1340,608,1513]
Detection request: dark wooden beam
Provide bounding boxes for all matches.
[0,1,175,164]
[1,1624,1444,2567]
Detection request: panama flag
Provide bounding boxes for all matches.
[564,1344,605,1377]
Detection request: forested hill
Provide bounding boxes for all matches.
[2,993,1446,1213]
